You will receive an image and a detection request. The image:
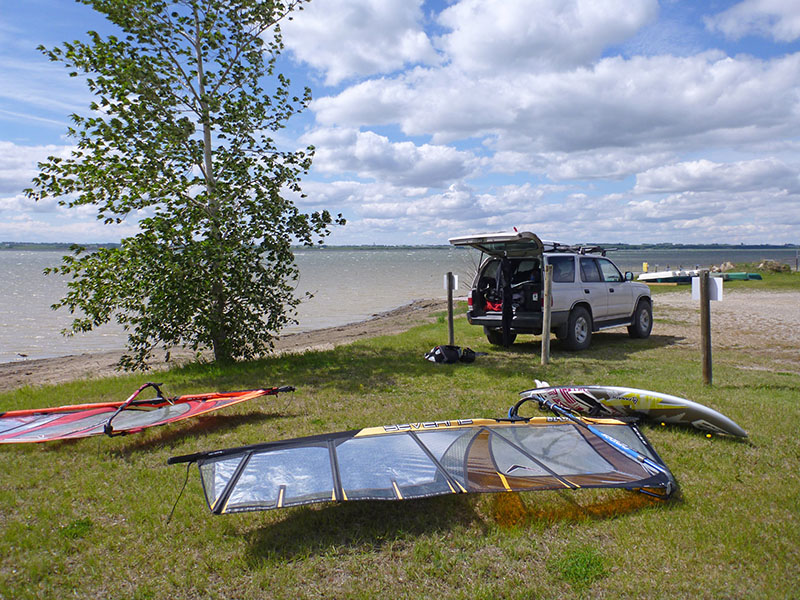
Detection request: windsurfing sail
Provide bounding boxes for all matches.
[168,414,675,515]
[516,381,747,437]
[0,383,294,443]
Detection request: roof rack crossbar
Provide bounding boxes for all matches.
[543,243,611,256]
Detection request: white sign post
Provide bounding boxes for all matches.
[691,276,723,301]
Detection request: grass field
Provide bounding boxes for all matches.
[1,272,798,599]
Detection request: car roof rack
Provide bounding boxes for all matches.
[543,242,611,256]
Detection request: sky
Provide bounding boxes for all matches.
[1,0,800,245]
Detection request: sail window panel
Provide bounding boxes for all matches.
[336,434,450,500]
[592,424,659,462]
[492,425,614,476]
[8,412,112,442]
[418,428,476,489]
[223,446,334,511]
[200,455,245,510]
[107,403,192,431]
[488,433,551,477]
[0,414,64,441]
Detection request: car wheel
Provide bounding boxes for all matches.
[484,327,516,346]
[564,306,592,350]
[627,300,652,339]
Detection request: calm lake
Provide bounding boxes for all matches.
[1,246,796,363]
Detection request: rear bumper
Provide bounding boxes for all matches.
[467,310,569,333]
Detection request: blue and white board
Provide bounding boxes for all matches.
[519,382,747,437]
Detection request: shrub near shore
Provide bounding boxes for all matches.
[0,273,798,599]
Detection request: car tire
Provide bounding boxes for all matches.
[564,306,592,350]
[484,327,516,346]
[627,300,652,339]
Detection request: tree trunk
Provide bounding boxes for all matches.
[194,6,229,363]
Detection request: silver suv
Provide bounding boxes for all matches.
[449,231,652,350]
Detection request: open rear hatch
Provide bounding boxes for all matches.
[448,231,544,257]
[449,232,545,332]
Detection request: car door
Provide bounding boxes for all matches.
[579,257,608,320]
[597,257,632,318]
[546,255,579,314]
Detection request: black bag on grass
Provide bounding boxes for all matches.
[424,345,477,364]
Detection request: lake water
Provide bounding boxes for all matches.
[1,246,796,363]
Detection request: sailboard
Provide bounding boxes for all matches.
[0,383,294,444]
[516,382,747,437]
[168,413,676,515]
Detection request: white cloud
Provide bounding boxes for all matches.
[303,127,480,186]
[436,0,658,73]
[0,210,141,243]
[0,141,74,196]
[492,148,677,181]
[624,188,800,234]
[313,52,800,158]
[705,0,800,42]
[281,0,439,85]
[302,179,578,241]
[634,158,800,194]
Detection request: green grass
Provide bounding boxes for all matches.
[1,272,798,599]
[550,544,608,591]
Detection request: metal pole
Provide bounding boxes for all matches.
[446,272,455,346]
[700,269,712,385]
[541,264,553,365]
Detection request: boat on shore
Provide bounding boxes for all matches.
[637,269,762,284]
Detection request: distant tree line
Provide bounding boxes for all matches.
[0,242,120,251]
[2,242,798,251]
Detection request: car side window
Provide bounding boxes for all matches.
[597,258,623,282]
[549,256,575,283]
[580,257,602,282]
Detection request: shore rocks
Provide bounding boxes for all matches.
[757,259,791,272]
[718,261,736,272]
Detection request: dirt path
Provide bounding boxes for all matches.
[652,289,800,373]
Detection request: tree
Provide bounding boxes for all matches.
[26,0,343,369]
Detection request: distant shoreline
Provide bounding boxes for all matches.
[3,241,799,252]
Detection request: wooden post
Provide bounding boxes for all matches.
[446,272,455,346]
[541,264,553,365]
[700,269,712,385]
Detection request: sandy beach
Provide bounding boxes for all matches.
[1,289,798,393]
[0,299,448,393]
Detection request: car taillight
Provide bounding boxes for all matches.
[468,296,473,307]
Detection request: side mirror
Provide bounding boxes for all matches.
[625,271,634,281]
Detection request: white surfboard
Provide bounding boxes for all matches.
[519,382,747,437]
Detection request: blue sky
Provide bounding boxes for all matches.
[1,0,799,245]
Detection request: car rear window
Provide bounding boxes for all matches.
[549,256,575,282]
